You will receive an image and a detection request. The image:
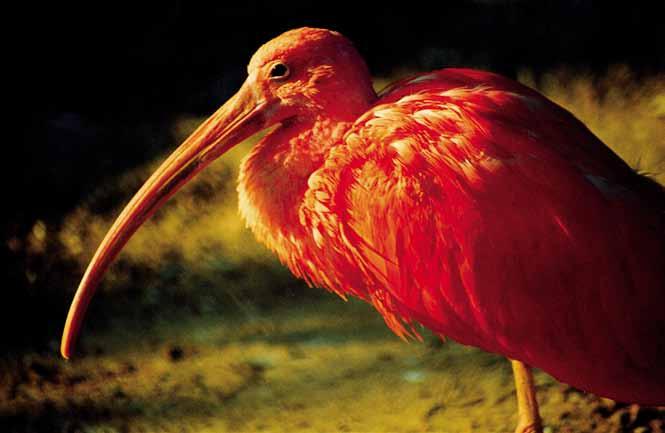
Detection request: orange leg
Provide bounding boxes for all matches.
[511,359,543,433]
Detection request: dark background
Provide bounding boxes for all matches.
[5,1,665,352]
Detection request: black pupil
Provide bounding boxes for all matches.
[270,63,288,78]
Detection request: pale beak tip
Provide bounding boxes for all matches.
[60,319,76,359]
[60,339,71,359]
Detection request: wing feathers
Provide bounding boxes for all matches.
[298,69,665,403]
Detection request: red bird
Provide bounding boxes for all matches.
[61,28,665,432]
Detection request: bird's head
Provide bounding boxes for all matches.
[245,28,375,119]
[60,27,374,359]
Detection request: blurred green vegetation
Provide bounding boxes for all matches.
[519,66,665,184]
[53,122,307,324]
[5,297,662,433]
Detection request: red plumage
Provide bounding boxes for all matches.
[241,66,665,405]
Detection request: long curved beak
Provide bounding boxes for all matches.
[61,81,273,359]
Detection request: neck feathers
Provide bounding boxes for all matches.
[237,116,352,261]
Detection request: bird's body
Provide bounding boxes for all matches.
[61,28,665,430]
[238,65,665,405]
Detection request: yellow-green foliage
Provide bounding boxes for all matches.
[1,297,637,433]
[58,69,665,293]
[519,66,665,184]
[58,117,279,294]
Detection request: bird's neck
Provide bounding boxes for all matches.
[237,112,358,261]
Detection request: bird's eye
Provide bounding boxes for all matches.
[269,62,290,79]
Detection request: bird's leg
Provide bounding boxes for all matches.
[511,359,543,433]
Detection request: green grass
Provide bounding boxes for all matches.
[519,66,665,184]
[4,296,650,433]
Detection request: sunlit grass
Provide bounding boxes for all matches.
[59,120,269,267]
[57,119,285,300]
[3,296,640,433]
[519,66,665,183]
[0,297,564,433]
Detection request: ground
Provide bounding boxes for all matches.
[1,296,663,433]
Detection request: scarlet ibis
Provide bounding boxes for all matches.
[61,28,665,432]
